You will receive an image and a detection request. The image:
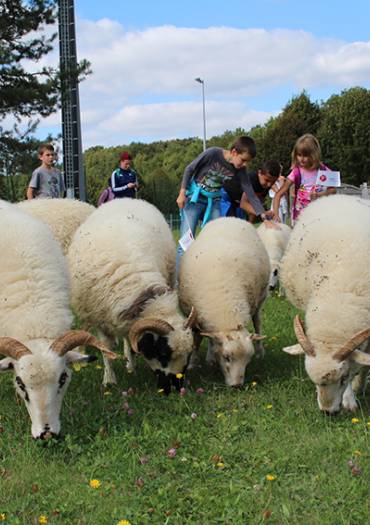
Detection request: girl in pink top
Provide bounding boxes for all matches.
[273,134,336,224]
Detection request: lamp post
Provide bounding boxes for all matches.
[195,77,206,151]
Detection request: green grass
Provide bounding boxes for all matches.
[0,295,369,525]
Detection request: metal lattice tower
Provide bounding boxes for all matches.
[58,0,86,200]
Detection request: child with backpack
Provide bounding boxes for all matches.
[272,134,336,224]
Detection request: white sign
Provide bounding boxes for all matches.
[316,170,341,187]
[178,228,194,252]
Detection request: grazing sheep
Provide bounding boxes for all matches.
[17,198,94,254]
[280,195,370,413]
[179,217,270,387]
[68,199,195,394]
[0,203,116,439]
[257,222,291,291]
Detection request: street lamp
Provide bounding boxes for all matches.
[195,77,206,151]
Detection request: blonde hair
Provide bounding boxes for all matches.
[291,134,321,170]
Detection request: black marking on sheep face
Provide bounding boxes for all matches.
[15,376,29,403]
[155,370,183,395]
[138,333,173,368]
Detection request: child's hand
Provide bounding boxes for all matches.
[176,190,187,209]
[310,191,321,201]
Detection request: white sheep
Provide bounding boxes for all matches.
[280,195,370,413]
[257,222,291,291]
[68,198,195,394]
[179,217,270,387]
[17,198,94,254]
[0,202,116,439]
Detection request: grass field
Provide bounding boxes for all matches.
[0,293,369,525]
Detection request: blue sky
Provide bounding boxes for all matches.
[28,0,370,149]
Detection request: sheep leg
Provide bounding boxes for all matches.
[206,340,216,365]
[252,310,265,359]
[188,331,202,370]
[97,331,118,386]
[351,366,369,397]
[342,382,358,412]
[123,337,135,373]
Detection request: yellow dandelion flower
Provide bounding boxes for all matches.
[176,373,183,379]
[158,388,164,394]
[72,363,82,372]
[117,520,132,525]
[0,513,6,522]
[266,474,277,481]
[251,381,257,387]
[89,479,101,489]
[367,421,370,427]
[266,404,273,410]
[38,516,48,525]
[353,450,361,456]
[351,418,360,424]
[103,391,112,396]
[95,364,102,370]
[270,336,277,341]
[216,462,225,468]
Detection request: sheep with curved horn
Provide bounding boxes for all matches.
[68,199,196,393]
[280,195,370,413]
[0,202,116,439]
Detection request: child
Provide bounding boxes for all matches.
[273,134,336,224]
[269,164,289,224]
[27,144,65,199]
[221,159,281,221]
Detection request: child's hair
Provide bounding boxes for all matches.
[260,159,281,179]
[38,143,55,156]
[230,136,256,159]
[291,134,321,169]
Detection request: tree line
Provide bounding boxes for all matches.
[82,87,370,214]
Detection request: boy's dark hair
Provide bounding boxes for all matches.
[260,160,281,179]
[230,136,256,159]
[38,143,54,156]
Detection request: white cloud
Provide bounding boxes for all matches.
[6,19,370,148]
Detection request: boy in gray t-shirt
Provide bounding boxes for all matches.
[27,144,65,199]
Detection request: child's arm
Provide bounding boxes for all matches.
[27,186,36,200]
[273,179,292,219]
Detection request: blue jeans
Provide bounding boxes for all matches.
[176,198,221,275]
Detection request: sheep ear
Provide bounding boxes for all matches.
[65,351,98,364]
[350,349,370,366]
[0,358,14,372]
[283,344,305,355]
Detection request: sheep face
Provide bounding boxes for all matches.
[305,354,352,414]
[209,330,255,387]
[0,344,96,439]
[269,266,279,291]
[136,329,193,393]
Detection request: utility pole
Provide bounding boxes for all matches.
[58,0,86,200]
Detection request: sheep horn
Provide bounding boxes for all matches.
[50,330,117,359]
[0,338,31,360]
[293,315,316,356]
[333,327,370,362]
[129,318,174,353]
[183,306,197,329]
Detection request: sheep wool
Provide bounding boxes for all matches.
[17,198,95,254]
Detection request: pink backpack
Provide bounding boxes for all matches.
[97,186,115,206]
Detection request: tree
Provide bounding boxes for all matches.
[0,0,90,196]
[318,87,370,185]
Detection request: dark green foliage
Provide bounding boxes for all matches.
[318,87,370,185]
